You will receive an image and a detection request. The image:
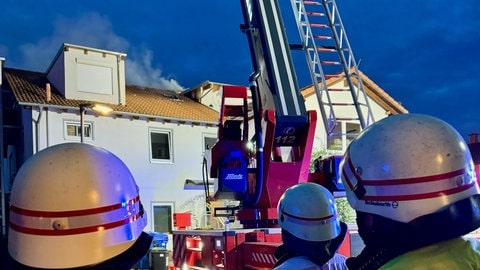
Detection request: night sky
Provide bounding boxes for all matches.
[1,0,478,140]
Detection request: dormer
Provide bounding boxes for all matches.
[46,43,127,105]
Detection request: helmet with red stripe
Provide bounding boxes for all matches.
[340,113,479,223]
[277,182,341,241]
[8,143,148,269]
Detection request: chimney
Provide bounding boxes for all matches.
[469,133,479,144]
[46,83,51,102]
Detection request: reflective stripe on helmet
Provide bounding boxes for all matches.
[281,209,336,222]
[342,149,476,202]
[341,150,366,199]
[9,195,143,236]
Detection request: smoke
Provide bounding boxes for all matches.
[15,12,183,90]
[126,48,184,91]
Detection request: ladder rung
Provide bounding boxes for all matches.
[325,74,343,78]
[321,102,354,107]
[303,0,321,5]
[306,12,325,16]
[310,23,329,28]
[317,48,337,52]
[316,47,337,52]
[320,60,341,65]
[313,35,332,40]
[331,103,355,106]
[336,117,360,121]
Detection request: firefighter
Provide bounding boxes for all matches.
[7,143,152,269]
[340,113,480,269]
[273,182,348,270]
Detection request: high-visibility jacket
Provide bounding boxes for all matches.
[380,237,480,270]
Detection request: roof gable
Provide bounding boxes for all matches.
[301,69,408,114]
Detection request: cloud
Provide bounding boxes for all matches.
[14,12,183,90]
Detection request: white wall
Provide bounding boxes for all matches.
[304,80,390,152]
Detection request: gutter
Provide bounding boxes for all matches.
[18,102,219,126]
[32,105,44,153]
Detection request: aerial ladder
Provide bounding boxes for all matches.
[291,0,374,136]
[172,0,374,269]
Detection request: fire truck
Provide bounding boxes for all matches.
[172,0,374,269]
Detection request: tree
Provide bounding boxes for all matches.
[310,148,356,224]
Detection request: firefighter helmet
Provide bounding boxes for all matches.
[8,143,148,269]
[277,182,341,242]
[340,113,479,223]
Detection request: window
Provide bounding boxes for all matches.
[345,122,360,146]
[203,134,217,152]
[327,122,360,152]
[327,123,343,151]
[150,129,173,162]
[151,202,174,233]
[64,121,92,141]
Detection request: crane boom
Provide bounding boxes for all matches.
[241,0,308,120]
[233,0,318,228]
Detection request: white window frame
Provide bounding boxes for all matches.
[150,201,175,233]
[149,128,173,163]
[64,120,93,141]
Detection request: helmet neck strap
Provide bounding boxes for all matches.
[274,222,348,267]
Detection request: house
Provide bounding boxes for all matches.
[0,44,221,249]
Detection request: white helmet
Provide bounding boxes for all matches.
[340,113,479,223]
[8,143,148,269]
[277,182,341,242]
